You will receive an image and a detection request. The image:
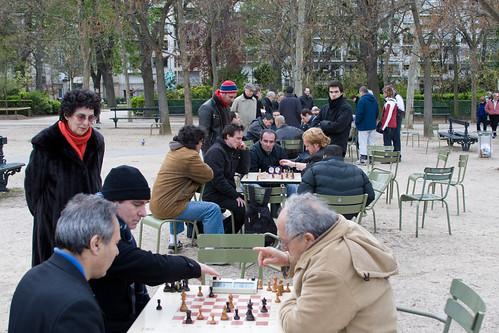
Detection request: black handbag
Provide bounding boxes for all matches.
[376,121,384,134]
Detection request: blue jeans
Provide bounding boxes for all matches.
[170,201,224,235]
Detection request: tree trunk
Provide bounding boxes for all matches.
[176,0,193,126]
[452,35,459,119]
[154,49,172,135]
[117,26,131,107]
[138,41,155,108]
[210,14,218,92]
[77,0,91,89]
[294,0,305,95]
[406,35,420,129]
[95,38,116,107]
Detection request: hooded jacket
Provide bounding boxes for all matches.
[280,216,398,333]
[355,93,379,131]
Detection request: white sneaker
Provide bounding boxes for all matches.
[354,159,366,165]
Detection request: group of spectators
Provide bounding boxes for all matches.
[11,82,401,333]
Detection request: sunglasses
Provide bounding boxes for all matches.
[75,114,97,123]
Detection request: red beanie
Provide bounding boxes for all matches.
[220,80,238,94]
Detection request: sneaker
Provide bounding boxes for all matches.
[354,159,366,165]
[168,241,183,252]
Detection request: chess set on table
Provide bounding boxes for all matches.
[250,166,295,181]
[127,277,292,333]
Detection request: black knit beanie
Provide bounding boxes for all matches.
[102,165,150,201]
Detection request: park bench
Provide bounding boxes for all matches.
[438,118,477,151]
[0,107,32,119]
[0,136,25,192]
[110,107,160,128]
[413,105,451,122]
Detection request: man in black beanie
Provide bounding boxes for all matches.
[90,165,219,333]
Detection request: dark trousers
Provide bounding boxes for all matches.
[206,195,245,234]
[489,114,499,137]
[477,115,488,132]
[394,113,403,153]
[383,127,398,147]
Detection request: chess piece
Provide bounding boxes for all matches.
[221,306,229,320]
[228,294,234,309]
[246,301,255,321]
[163,282,171,292]
[156,299,162,310]
[208,286,215,298]
[182,279,190,291]
[261,298,268,313]
[185,310,193,324]
[180,291,188,312]
[234,309,240,320]
[258,279,263,290]
[210,314,216,325]
[197,286,203,297]
[275,292,281,303]
[197,309,204,320]
[267,281,272,291]
[226,301,231,313]
[285,282,291,292]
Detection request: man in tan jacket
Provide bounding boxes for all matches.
[255,193,398,333]
[149,125,224,251]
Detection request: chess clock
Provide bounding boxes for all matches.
[209,277,258,294]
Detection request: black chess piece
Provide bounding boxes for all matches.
[182,279,190,291]
[185,310,193,324]
[208,286,215,298]
[246,301,255,321]
[163,282,171,292]
[261,298,268,313]
[234,309,240,320]
[174,281,182,292]
[156,299,162,310]
[226,301,231,313]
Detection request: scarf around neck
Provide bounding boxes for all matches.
[58,120,92,161]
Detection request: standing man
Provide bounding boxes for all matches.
[203,124,250,234]
[312,80,353,157]
[245,113,274,143]
[278,86,302,128]
[262,91,275,114]
[149,125,225,252]
[299,87,314,110]
[254,193,398,332]
[9,194,120,333]
[485,92,499,138]
[388,82,404,158]
[92,165,219,333]
[298,144,375,219]
[231,83,257,132]
[254,85,264,118]
[354,86,379,165]
[198,80,238,154]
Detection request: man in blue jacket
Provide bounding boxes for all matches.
[354,86,379,165]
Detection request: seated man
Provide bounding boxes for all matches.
[9,194,120,333]
[298,144,374,220]
[249,129,297,198]
[149,125,224,251]
[91,165,219,333]
[300,108,315,132]
[245,112,274,142]
[254,193,398,332]
[203,124,250,234]
[275,115,304,159]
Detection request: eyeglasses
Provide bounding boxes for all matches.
[75,113,97,123]
[280,233,302,251]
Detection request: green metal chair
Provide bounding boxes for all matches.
[242,184,287,220]
[138,186,204,253]
[347,127,359,162]
[197,234,267,284]
[280,139,303,159]
[366,144,394,161]
[402,118,420,147]
[406,149,450,195]
[368,150,400,205]
[399,167,454,237]
[365,171,392,232]
[426,123,449,153]
[243,140,254,149]
[314,193,368,224]
[430,154,469,215]
[397,278,486,332]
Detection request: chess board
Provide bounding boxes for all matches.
[127,285,290,332]
[240,172,301,185]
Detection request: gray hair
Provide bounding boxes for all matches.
[55,194,117,255]
[275,115,286,126]
[266,91,275,98]
[359,86,369,94]
[282,193,337,239]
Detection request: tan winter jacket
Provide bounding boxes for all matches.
[280,215,398,333]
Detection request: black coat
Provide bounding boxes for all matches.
[278,94,302,128]
[89,219,201,333]
[9,252,107,333]
[245,118,267,143]
[203,138,250,202]
[299,94,314,110]
[298,156,375,219]
[198,95,230,154]
[312,96,353,155]
[25,122,105,266]
[262,97,274,114]
[249,142,287,172]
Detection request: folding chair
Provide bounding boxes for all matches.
[314,193,368,224]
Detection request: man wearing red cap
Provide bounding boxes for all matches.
[199,80,238,154]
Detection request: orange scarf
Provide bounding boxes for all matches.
[58,121,92,160]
